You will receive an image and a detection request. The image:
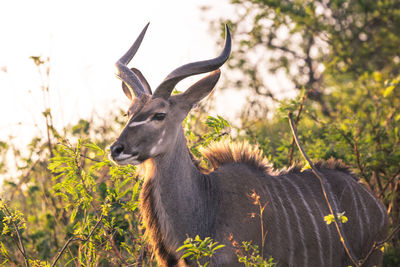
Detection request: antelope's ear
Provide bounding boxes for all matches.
[174,69,221,111]
[121,68,152,100]
[130,68,152,95]
[122,82,134,101]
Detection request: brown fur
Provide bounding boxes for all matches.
[141,178,179,266]
[201,141,356,179]
[201,141,271,172]
[139,160,181,266]
[140,140,384,266]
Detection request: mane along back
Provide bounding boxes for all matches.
[283,158,359,181]
[202,142,358,181]
[201,141,271,172]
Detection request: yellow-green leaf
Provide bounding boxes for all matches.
[337,211,348,223]
[383,85,395,97]
[373,71,382,82]
[324,214,335,225]
[340,215,348,223]
[301,162,311,172]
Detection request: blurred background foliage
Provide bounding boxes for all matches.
[1,0,399,265]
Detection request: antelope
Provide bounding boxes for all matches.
[110,23,388,267]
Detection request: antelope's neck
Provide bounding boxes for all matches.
[141,127,218,250]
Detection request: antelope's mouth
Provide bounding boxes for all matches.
[110,153,142,166]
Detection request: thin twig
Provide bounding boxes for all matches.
[359,224,400,266]
[288,89,313,166]
[45,112,54,158]
[0,198,29,267]
[107,229,130,265]
[387,180,399,215]
[378,169,400,198]
[135,246,146,267]
[51,213,104,267]
[353,137,373,189]
[10,235,23,255]
[79,154,102,162]
[288,112,359,267]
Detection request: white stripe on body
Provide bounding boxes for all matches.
[301,178,332,267]
[269,179,294,266]
[357,181,387,230]
[261,182,281,256]
[343,178,365,243]
[275,176,308,267]
[285,175,322,266]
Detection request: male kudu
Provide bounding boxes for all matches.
[110,23,388,267]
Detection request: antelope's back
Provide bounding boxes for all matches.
[212,160,388,267]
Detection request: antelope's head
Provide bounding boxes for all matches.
[110,23,231,165]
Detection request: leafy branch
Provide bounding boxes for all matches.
[51,212,104,267]
[177,235,225,267]
[0,198,29,267]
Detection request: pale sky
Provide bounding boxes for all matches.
[0,0,243,148]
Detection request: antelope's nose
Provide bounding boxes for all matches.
[110,143,124,158]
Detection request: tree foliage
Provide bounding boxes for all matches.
[216,0,400,113]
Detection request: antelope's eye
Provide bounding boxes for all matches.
[152,113,166,121]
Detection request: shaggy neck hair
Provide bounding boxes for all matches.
[139,127,218,266]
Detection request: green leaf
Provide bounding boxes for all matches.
[70,206,79,223]
[181,252,194,259]
[83,143,104,154]
[0,241,8,256]
[132,180,141,200]
[176,244,193,252]
[212,244,226,251]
